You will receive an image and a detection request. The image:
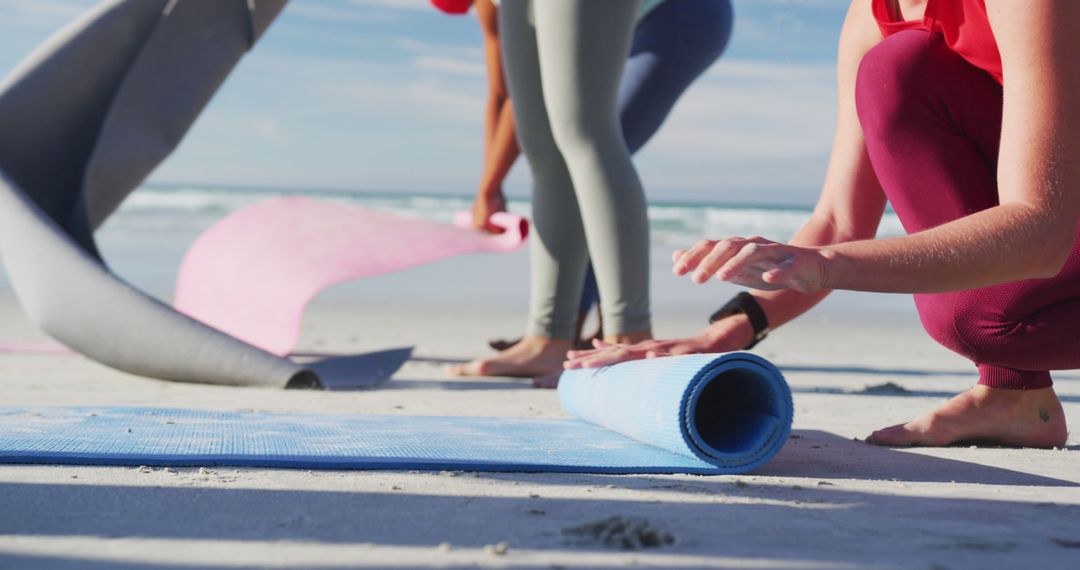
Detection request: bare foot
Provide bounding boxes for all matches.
[867,385,1068,448]
[449,335,572,378]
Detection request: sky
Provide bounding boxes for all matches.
[0,0,851,207]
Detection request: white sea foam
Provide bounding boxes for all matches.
[115,186,905,246]
[120,188,267,214]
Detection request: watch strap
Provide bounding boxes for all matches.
[708,291,770,349]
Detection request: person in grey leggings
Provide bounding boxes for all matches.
[452,0,652,378]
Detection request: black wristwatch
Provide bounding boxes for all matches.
[708,291,770,350]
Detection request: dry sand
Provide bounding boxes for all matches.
[0,253,1077,569]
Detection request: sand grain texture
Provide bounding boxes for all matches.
[1,256,1078,569]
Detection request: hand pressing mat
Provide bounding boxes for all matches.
[0,354,791,474]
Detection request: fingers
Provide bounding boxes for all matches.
[716,242,787,282]
[668,342,699,356]
[565,339,611,361]
[761,267,787,285]
[473,194,509,234]
[564,333,722,370]
[691,238,750,284]
[563,347,636,369]
[564,340,650,370]
[674,237,779,284]
[672,240,717,276]
[447,359,485,377]
[564,339,693,369]
[565,348,601,361]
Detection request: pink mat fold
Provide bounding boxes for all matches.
[0,341,72,354]
[173,196,528,356]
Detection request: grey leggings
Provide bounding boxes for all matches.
[500,0,651,340]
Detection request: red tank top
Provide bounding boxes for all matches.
[872,0,1002,84]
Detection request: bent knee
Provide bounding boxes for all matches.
[546,101,621,154]
[919,297,1023,364]
[855,30,954,136]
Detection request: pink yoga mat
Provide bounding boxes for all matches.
[174,196,528,356]
[0,341,72,354]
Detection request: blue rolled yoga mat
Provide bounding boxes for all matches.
[0,354,792,474]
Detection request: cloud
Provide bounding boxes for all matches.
[249,0,435,27]
[395,36,483,60]
[251,118,286,143]
[413,55,485,76]
[629,57,837,200]
[287,2,387,24]
[337,78,484,125]
[242,43,487,126]
[646,58,836,161]
[347,0,431,12]
[155,1,849,203]
[0,0,95,23]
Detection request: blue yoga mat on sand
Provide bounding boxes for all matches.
[0,354,792,474]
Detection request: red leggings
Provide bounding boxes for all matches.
[855,30,1080,390]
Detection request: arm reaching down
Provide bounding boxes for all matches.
[472,0,520,234]
[567,0,888,367]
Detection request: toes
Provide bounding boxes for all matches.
[447,359,488,378]
[866,424,915,447]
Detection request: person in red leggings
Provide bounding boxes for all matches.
[565,0,1079,448]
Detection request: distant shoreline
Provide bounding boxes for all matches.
[140,181,821,212]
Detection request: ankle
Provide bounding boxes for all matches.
[603,330,652,344]
[969,385,1060,413]
[520,335,574,351]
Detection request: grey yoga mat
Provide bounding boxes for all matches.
[0,354,794,474]
[0,0,316,388]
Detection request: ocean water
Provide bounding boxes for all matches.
[1,185,915,317]
[112,184,906,247]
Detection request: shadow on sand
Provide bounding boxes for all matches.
[1,449,1078,570]
[789,384,1080,403]
[778,363,1080,382]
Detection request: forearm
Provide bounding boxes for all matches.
[708,212,862,348]
[750,215,848,328]
[698,0,889,345]
[476,0,515,198]
[478,105,519,196]
[821,202,1072,294]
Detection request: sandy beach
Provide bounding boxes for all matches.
[1,237,1078,569]
[1,0,1077,565]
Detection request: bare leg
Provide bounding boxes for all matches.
[605,330,651,344]
[488,303,607,353]
[471,0,519,233]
